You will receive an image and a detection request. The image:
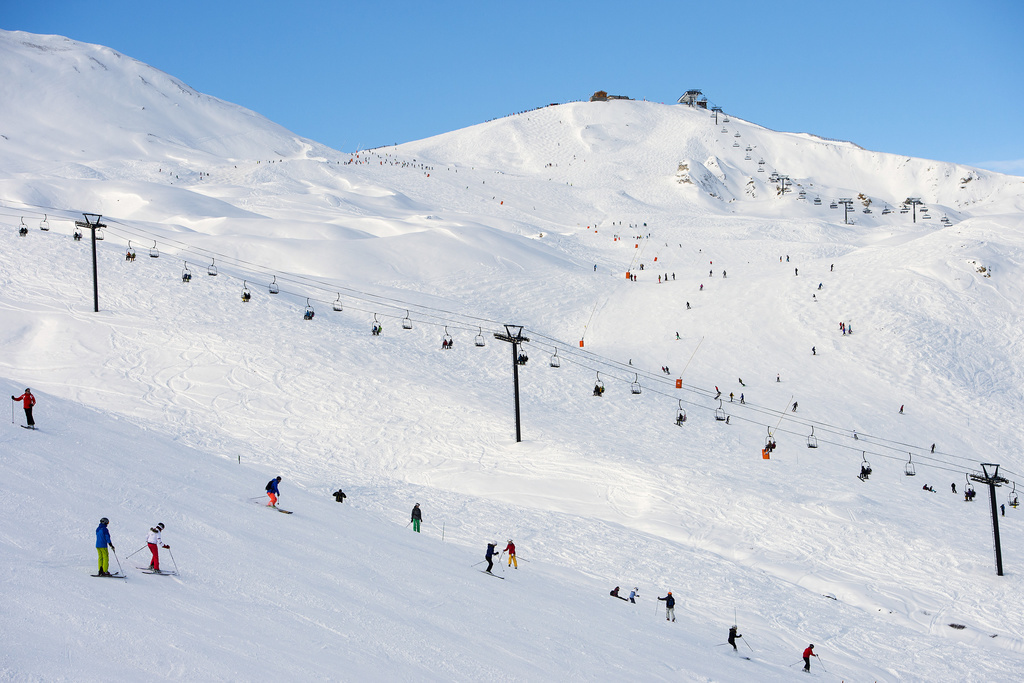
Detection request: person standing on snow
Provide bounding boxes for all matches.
[485,541,499,573]
[146,523,168,571]
[628,587,638,603]
[11,389,36,429]
[411,503,422,532]
[803,644,817,671]
[333,489,346,503]
[728,625,742,651]
[266,476,282,507]
[95,517,115,576]
[504,539,517,568]
[658,592,675,621]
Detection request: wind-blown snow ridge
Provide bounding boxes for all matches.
[1,28,1023,682]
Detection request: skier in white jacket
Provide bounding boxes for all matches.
[146,523,169,571]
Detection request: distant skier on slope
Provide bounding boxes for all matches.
[95,517,115,576]
[266,476,282,507]
[803,644,817,671]
[629,587,638,603]
[504,540,517,568]
[610,586,628,601]
[333,489,346,503]
[411,504,422,533]
[146,523,168,571]
[728,625,741,651]
[485,541,498,573]
[12,389,36,429]
[658,592,675,621]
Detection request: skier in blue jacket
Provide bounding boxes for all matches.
[95,518,115,576]
[485,542,498,573]
[266,476,281,507]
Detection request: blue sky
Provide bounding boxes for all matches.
[6,1,1023,173]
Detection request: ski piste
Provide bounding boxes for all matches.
[480,571,505,579]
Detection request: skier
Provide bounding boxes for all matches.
[729,392,734,403]
[504,539,517,568]
[146,523,168,572]
[700,284,703,291]
[792,401,798,412]
[795,268,799,276]
[411,503,422,532]
[629,587,638,603]
[266,476,282,507]
[11,388,36,429]
[658,592,675,622]
[740,393,745,404]
[738,378,745,386]
[95,517,115,576]
[951,482,957,494]
[484,541,498,573]
[728,625,741,651]
[931,443,936,453]
[332,489,346,503]
[610,586,627,601]
[812,346,816,356]
[802,644,817,671]
[676,331,681,338]
[1001,503,1006,516]
[715,386,721,399]
[899,405,904,414]
[777,373,780,382]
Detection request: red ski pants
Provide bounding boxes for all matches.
[148,543,160,570]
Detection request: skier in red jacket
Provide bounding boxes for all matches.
[802,644,816,671]
[12,389,36,429]
[504,540,517,568]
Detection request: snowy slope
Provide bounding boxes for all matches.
[2,29,1024,682]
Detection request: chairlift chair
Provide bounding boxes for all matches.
[675,400,687,426]
[733,142,740,148]
[1009,483,1019,508]
[922,214,932,220]
[830,202,839,209]
[549,349,560,367]
[39,214,50,231]
[241,281,251,302]
[858,452,873,481]
[863,208,872,214]
[269,276,280,295]
[723,116,730,123]
[715,399,726,422]
[630,374,642,395]
[442,326,453,349]
[371,313,382,336]
[765,429,775,449]
[207,258,218,276]
[303,298,315,320]
[745,146,752,152]
[475,327,486,347]
[95,227,105,240]
[125,241,136,261]
[181,262,192,283]
[73,228,83,241]
[333,294,343,312]
[149,241,159,258]
[402,311,413,330]
[734,132,741,138]
[904,453,916,476]
[807,426,818,448]
[813,197,822,205]
[593,372,605,397]
[721,127,728,133]
[882,207,891,215]
[744,154,751,160]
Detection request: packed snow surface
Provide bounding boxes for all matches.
[2,29,1024,682]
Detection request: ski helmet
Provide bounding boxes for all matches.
[99,517,109,525]
[157,522,165,529]
[276,476,282,481]
[808,644,814,649]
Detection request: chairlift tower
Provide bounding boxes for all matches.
[904,197,924,224]
[969,463,1009,576]
[74,213,106,312]
[837,198,855,225]
[778,175,792,196]
[710,106,723,125]
[494,325,530,442]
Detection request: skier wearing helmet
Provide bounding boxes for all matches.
[146,523,169,572]
[504,540,517,568]
[95,518,115,576]
[658,592,675,621]
[266,476,282,507]
[11,388,36,429]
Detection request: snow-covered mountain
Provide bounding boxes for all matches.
[2,29,1023,682]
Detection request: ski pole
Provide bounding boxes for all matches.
[168,547,179,575]
[470,560,486,568]
[112,548,124,577]
[743,637,754,653]
[125,544,147,559]
[815,655,826,672]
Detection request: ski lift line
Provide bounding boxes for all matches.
[98,219,512,328]
[6,200,995,474]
